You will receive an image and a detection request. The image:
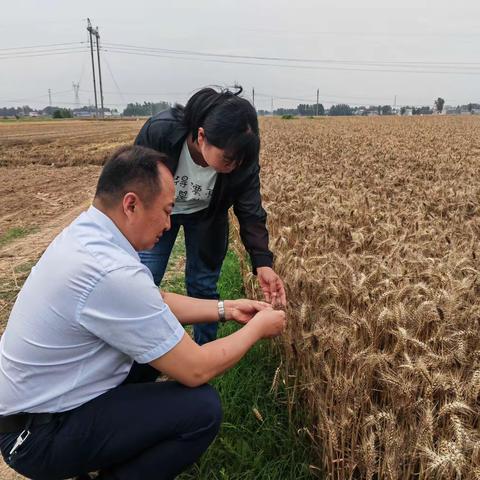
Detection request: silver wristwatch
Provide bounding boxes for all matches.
[218,300,226,322]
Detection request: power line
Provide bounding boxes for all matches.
[0,89,73,103]
[80,89,186,96]
[2,38,480,74]
[101,47,480,76]
[101,53,126,104]
[77,52,89,86]
[234,26,480,39]
[0,41,85,52]
[102,41,480,68]
[0,48,89,61]
[255,92,394,103]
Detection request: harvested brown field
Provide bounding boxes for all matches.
[0,118,141,167]
[237,115,480,479]
[0,119,141,331]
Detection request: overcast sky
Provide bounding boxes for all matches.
[1,0,480,111]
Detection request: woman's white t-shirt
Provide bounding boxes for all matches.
[172,141,217,215]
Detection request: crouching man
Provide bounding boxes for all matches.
[0,146,286,480]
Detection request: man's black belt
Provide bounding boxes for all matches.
[0,412,61,433]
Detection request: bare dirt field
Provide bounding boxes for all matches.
[0,119,141,167]
[0,119,142,330]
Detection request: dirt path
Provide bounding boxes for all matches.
[0,194,95,329]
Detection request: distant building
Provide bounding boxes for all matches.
[103,111,121,118]
[73,111,96,118]
[444,106,457,115]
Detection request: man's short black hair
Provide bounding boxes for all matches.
[95,145,168,208]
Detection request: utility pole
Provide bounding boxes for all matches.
[271,97,274,116]
[48,88,52,107]
[252,87,255,108]
[94,25,105,118]
[316,88,319,116]
[87,18,99,118]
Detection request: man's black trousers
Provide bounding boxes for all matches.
[0,364,222,479]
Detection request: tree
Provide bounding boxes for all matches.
[123,101,170,117]
[434,97,445,113]
[0,106,29,117]
[381,105,393,115]
[273,103,325,117]
[52,108,73,118]
[274,107,298,116]
[297,104,314,116]
[418,106,433,115]
[329,104,352,116]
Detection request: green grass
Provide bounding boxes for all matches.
[0,117,55,123]
[164,241,316,479]
[161,231,187,294]
[0,226,38,248]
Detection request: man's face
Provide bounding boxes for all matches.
[128,166,175,251]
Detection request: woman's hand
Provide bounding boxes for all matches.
[224,299,271,325]
[256,267,287,307]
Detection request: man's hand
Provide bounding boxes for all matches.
[249,308,287,338]
[224,299,271,325]
[256,267,287,307]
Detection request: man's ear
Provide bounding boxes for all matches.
[122,192,138,219]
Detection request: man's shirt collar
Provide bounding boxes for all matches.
[86,206,139,261]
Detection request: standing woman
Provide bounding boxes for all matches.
[135,86,286,344]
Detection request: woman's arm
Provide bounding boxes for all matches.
[232,164,287,305]
[232,163,274,272]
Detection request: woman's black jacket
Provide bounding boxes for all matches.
[134,108,273,273]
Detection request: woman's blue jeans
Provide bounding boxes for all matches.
[139,211,224,345]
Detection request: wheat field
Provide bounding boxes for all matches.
[237,116,480,479]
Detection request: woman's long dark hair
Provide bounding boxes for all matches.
[176,86,260,168]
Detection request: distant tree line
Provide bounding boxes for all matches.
[3,97,480,120]
[0,106,33,117]
[122,101,170,117]
[0,104,118,119]
[400,106,433,115]
[255,97,480,117]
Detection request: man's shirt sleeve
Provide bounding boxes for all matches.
[78,266,185,364]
